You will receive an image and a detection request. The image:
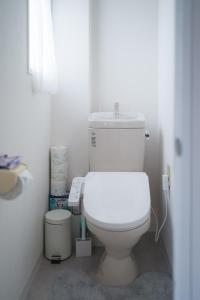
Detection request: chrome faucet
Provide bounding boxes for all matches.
[114,102,119,119]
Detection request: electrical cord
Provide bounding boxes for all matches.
[151,176,170,242]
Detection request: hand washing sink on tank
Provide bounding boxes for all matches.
[88,112,145,129]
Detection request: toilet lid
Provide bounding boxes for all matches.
[83,172,151,231]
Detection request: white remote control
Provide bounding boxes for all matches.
[68,177,85,207]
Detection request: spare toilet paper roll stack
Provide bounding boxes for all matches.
[51,146,68,196]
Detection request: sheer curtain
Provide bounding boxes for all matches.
[28,0,58,94]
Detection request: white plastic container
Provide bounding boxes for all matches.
[45,209,72,260]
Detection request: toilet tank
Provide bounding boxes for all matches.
[88,112,146,172]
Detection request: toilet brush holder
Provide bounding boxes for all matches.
[75,238,92,257]
[75,215,92,257]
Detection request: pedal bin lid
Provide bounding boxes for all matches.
[45,209,71,225]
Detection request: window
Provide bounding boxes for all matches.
[28,0,58,94]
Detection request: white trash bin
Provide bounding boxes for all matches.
[45,209,72,261]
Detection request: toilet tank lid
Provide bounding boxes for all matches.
[88,112,145,129]
[83,172,151,231]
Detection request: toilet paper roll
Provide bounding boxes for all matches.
[0,170,33,200]
[51,180,67,196]
[50,146,68,196]
[0,163,27,194]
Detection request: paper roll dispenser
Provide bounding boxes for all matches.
[0,163,27,194]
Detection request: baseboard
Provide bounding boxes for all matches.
[19,253,43,300]
[161,234,173,272]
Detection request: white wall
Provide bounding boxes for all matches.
[91,0,160,216]
[51,0,90,187]
[0,1,51,299]
[158,0,175,265]
[51,1,160,215]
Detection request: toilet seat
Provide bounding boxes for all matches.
[83,172,151,232]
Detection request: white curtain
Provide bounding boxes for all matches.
[28,0,58,94]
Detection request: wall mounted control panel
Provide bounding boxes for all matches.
[68,177,85,207]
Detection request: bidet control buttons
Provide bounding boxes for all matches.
[91,132,96,147]
[68,177,85,207]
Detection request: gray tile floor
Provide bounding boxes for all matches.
[25,233,171,300]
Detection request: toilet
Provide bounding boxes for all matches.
[83,112,151,286]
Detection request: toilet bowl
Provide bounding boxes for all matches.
[83,171,151,286]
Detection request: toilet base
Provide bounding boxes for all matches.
[86,219,150,286]
[97,251,138,286]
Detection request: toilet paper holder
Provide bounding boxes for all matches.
[0,163,33,200]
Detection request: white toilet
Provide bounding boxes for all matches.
[83,112,151,286]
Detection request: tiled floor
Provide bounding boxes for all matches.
[25,233,171,300]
